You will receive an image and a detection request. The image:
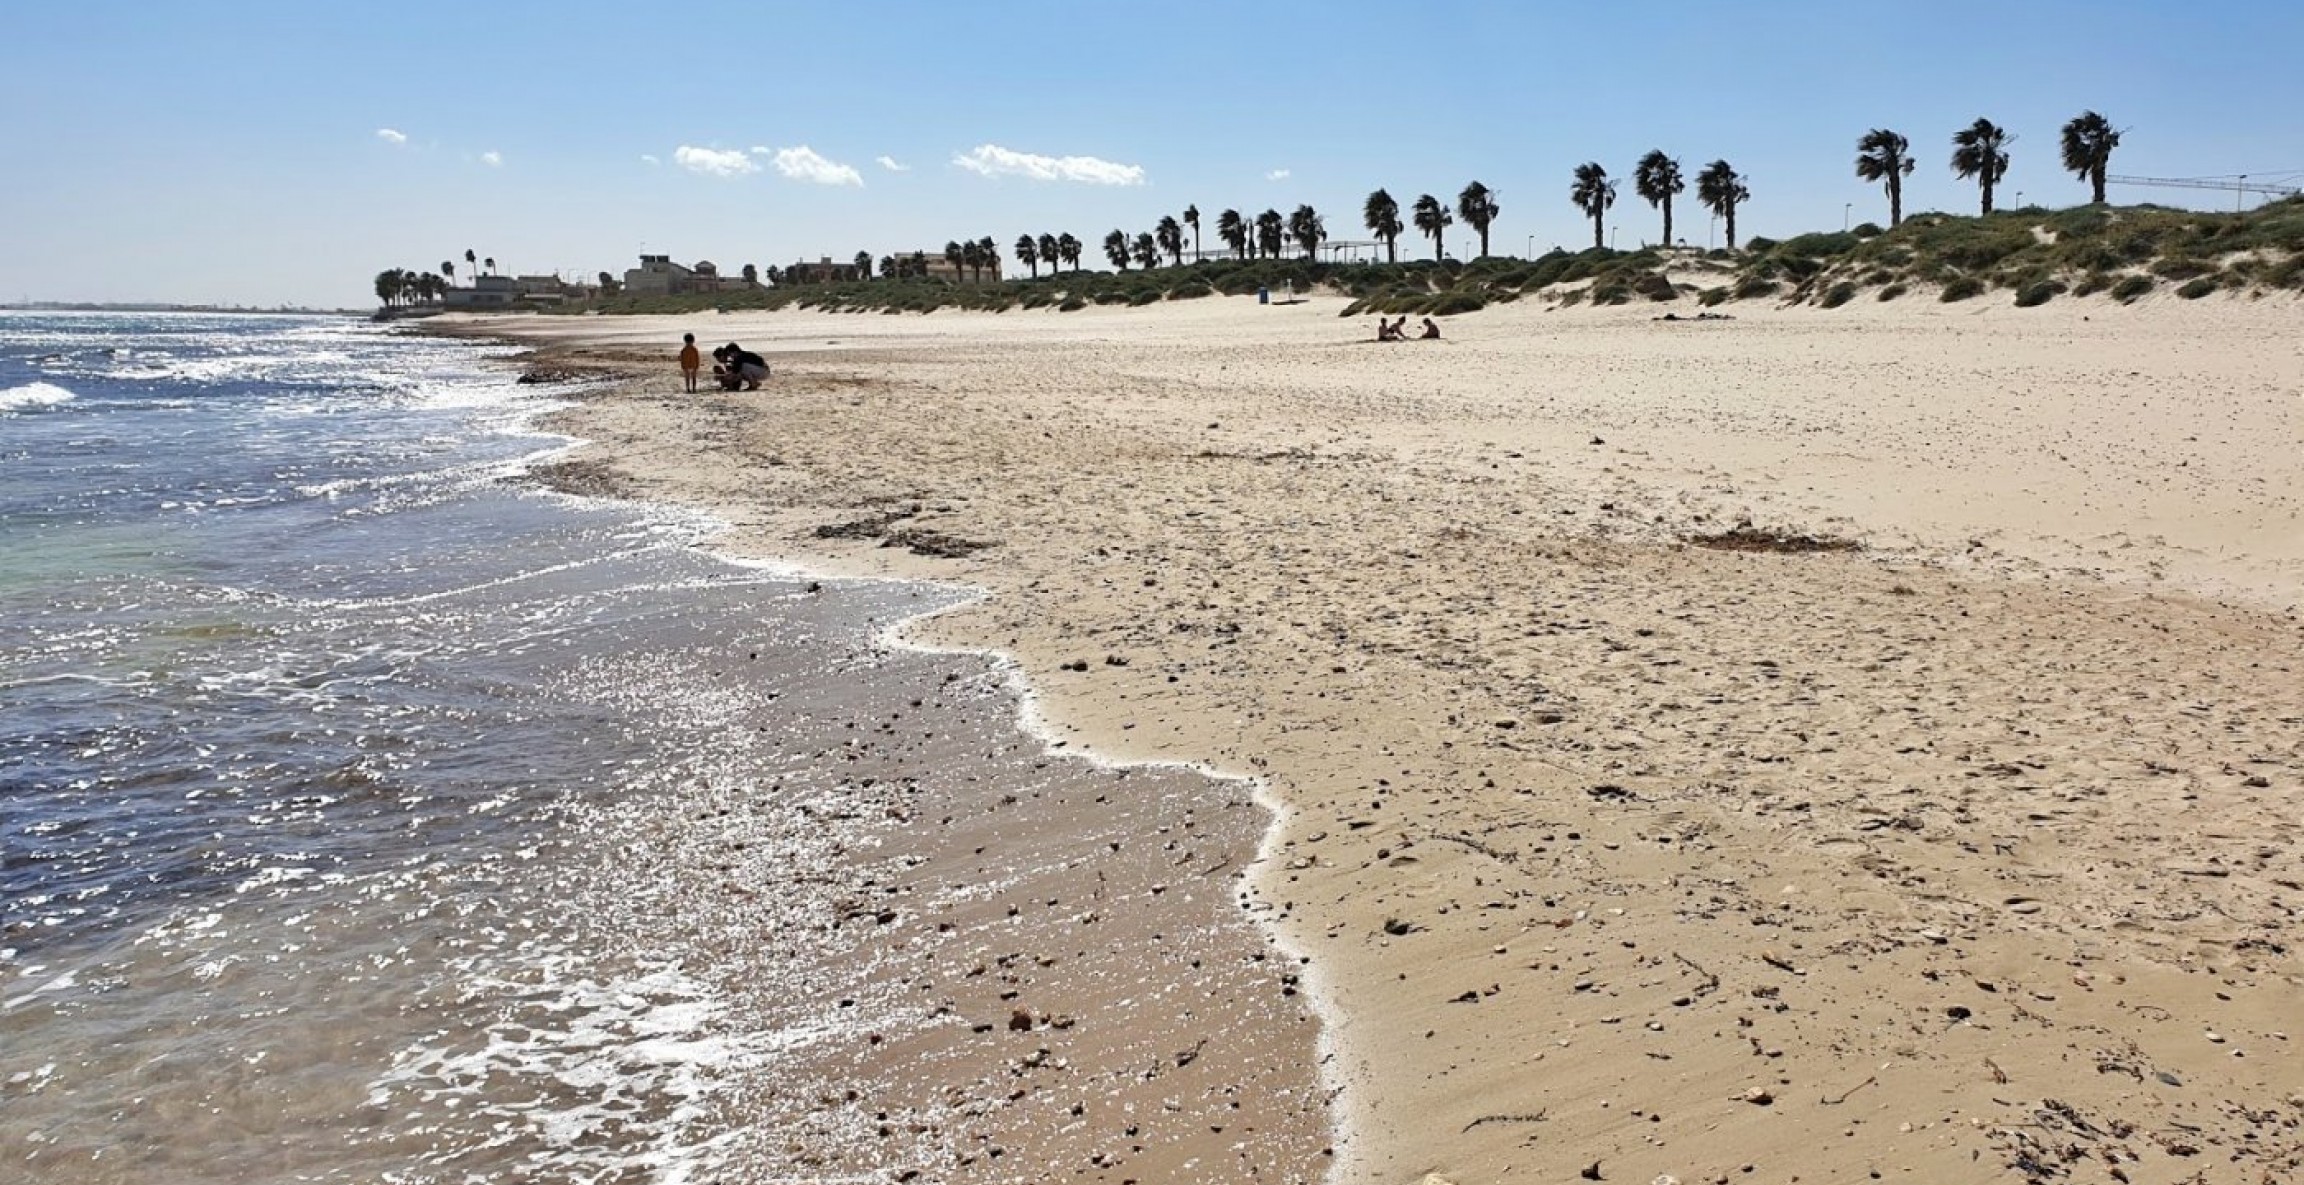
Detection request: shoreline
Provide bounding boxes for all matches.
[443,297,2304,1184]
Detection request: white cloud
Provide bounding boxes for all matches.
[1265,168,1291,181]
[772,146,863,186]
[674,145,760,177]
[748,146,772,156]
[952,144,1145,186]
[640,153,660,166]
[376,127,407,145]
[479,151,502,167]
[876,155,909,172]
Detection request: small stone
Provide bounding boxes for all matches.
[2206,1030,2225,1044]
[1007,1008,1033,1032]
[1739,1087,1774,1106]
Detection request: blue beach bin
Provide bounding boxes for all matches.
[1257,286,1269,305]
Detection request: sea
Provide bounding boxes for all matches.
[0,312,1296,1184]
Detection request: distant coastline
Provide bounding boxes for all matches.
[0,302,363,317]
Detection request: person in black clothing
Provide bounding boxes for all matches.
[725,343,769,390]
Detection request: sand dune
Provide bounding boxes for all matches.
[458,292,2304,1184]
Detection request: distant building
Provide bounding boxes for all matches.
[786,256,868,284]
[919,253,1001,284]
[624,254,697,296]
[442,274,520,308]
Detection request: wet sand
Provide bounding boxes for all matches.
[453,293,2304,1184]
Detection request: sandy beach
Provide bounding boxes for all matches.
[456,291,2304,1184]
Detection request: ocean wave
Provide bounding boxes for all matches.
[0,381,75,412]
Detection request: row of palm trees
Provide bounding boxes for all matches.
[1856,110,2122,227]
[374,267,450,307]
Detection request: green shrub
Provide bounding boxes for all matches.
[2177,276,2218,299]
[1426,290,1486,315]
[1698,286,1732,307]
[1851,222,1886,239]
[2013,280,2064,307]
[1877,283,1908,302]
[2071,273,2113,297]
[1939,276,1985,302]
[2110,275,2153,301]
[1632,271,1677,301]
[1777,231,1861,257]
[1733,277,1777,300]
[1057,294,1087,311]
[1590,282,1633,305]
[1744,236,1780,254]
[2152,257,2213,280]
[1819,282,1858,308]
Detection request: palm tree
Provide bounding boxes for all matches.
[1364,189,1403,263]
[1103,229,1130,270]
[1057,233,1082,272]
[1950,118,2014,214]
[483,256,496,275]
[1288,205,1325,260]
[1183,204,1202,261]
[1854,128,1917,227]
[1156,215,1185,266]
[976,236,999,281]
[852,251,872,279]
[1016,234,1041,279]
[944,240,965,281]
[1633,150,1685,247]
[961,239,983,282]
[2061,111,2121,204]
[1456,181,1499,258]
[1255,209,1284,259]
[374,269,401,308]
[1695,160,1750,249]
[1570,162,1616,249]
[1217,209,1248,259]
[441,260,456,287]
[464,249,477,279]
[1412,194,1452,261]
[742,263,759,285]
[1131,232,1159,270]
[1037,233,1059,275]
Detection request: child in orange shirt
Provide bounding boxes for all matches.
[678,333,701,393]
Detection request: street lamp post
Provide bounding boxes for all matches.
[1526,235,1535,259]
[1843,203,1852,231]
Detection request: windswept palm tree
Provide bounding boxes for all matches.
[1255,209,1285,260]
[1951,118,2014,214]
[1216,209,1248,259]
[976,236,999,281]
[1695,160,1750,249]
[483,256,495,275]
[441,260,455,286]
[1634,150,1685,247]
[1057,232,1082,272]
[1156,215,1185,266]
[1412,194,1452,261]
[1288,205,1325,260]
[1038,233,1059,275]
[1363,189,1403,263]
[1456,181,1499,258]
[1854,128,1917,227]
[962,240,984,282]
[742,263,759,285]
[1183,205,1202,261]
[1132,232,1159,270]
[464,249,477,279]
[1103,229,1130,270]
[2060,110,2121,204]
[853,251,873,279]
[1570,162,1616,249]
[1016,234,1040,279]
[944,240,964,281]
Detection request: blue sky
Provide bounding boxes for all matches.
[5,0,2302,307]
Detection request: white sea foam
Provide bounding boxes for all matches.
[0,381,74,412]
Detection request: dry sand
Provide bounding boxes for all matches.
[449,291,2304,1184]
